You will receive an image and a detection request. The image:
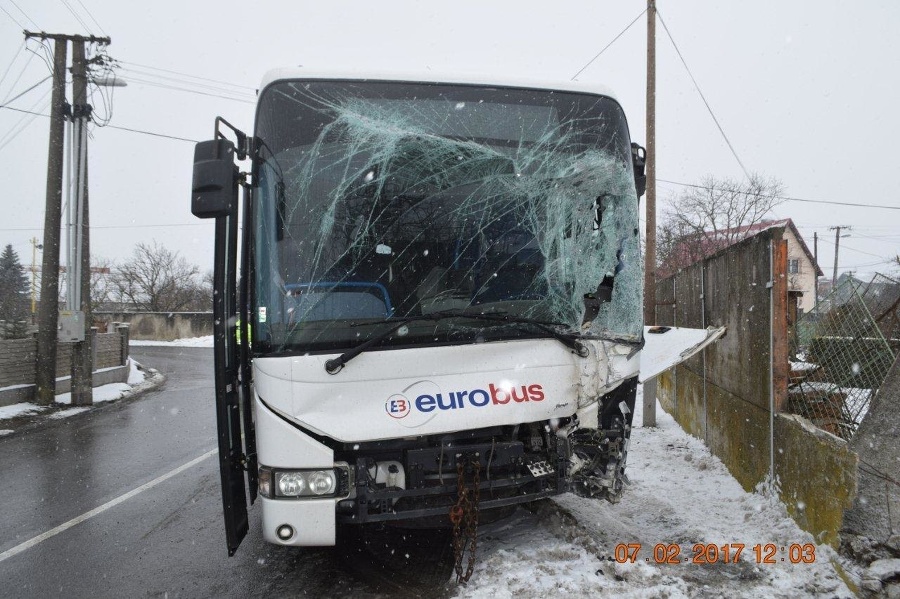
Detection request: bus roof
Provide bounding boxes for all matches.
[258,67,620,102]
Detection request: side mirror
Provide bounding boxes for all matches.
[631,142,647,198]
[192,139,238,218]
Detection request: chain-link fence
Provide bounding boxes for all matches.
[859,273,900,351]
[789,278,896,440]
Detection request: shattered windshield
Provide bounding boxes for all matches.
[252,80,642,354]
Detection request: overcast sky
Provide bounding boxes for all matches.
[1,1,898,283]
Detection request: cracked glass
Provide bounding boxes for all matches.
[251,80,642,355]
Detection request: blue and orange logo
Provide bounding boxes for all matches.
[385,382,544,419]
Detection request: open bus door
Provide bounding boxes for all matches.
[191,127,257,556]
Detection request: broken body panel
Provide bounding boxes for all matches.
[191,69,714,555]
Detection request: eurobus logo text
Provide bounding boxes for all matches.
[385,383,544,418]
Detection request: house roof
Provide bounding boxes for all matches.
[662,218,824,277]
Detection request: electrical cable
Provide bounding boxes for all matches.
[656,8,751,180]
[838,244,894,259]
[60,0,92,33]
[2,44,38,104]
[0,3,25,28]
[0,88,50,150]
[9,0,39,28]
[570,9,647,80]
[0,222,208,232]
[0,39,26,92]
[0,75,50,108]
[122,75,255,104]
[73,0,106,36]
[114,59,256,91]
[0,104,199,143]
[657,178,900,211]
[117,66,256,98]
[103,122,198,143]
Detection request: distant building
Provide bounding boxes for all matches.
[659,218,824,314]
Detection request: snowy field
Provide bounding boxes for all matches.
[451,386,852,598]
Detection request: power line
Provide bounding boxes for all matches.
[657,178,900,211]
[837,259,894,269]
[116,66,256,99]
[59,0,92,33]
[838,243,894,260]
[0,104,199,143]
[104,122,198,143]
[0,39,26,92]
[9,0,39,28]
[571,9,647,80]
[0,75,50,108]
[1,46,38,104]
[0,3,24,28]
[114,59,255,91]
[123,75,255,104]
[656,8,751,180]
[0,222,209,232]
[0,89,50,150]
[73,0,107,36]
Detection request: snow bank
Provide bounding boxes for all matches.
[0,360,151,428]
[130,335,214,348]
[452,386,851,598]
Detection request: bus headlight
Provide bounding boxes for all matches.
[258,465,349,499]
[307,471,337,496]
[276,472,306,496]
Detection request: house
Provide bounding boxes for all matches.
[659,218,824,314]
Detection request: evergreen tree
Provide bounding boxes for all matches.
[0,244,30,338]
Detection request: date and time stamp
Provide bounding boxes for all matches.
[613,543,817,565]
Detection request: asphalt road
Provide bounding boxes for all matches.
[0,347,454,599]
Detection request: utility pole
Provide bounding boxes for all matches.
[31,35,68,406]
[829,225,851,289]
[642,0,658,427]
[71,38,93,406]
[26,31,110,405]
[813,231,818,311]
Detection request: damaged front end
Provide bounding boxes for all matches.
[329,374,639,526]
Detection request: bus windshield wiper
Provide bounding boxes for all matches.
[324,309,588,374]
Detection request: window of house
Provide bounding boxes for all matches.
[788,259,800,274]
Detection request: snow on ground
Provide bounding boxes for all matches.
[130,335,214,348]
[452,385,852,598]
[0,359,149,427]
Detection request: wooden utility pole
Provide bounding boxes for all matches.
[829,225,851,289]
[71,38,93,406]
[813,231,818,311]
[642,0,658,427]
[32,35,68,405]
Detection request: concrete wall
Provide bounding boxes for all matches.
[655,226,857,546]
[843,354,900,544]
[95,312,213,341]
[0,328,130,407]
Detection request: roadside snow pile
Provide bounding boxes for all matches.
[453,386,851,598]
[130,335,214,347]
[0,359,151,429]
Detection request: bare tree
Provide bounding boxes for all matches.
[89,257,113,312]
[111,242,210,312]
[657,174,784,274]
